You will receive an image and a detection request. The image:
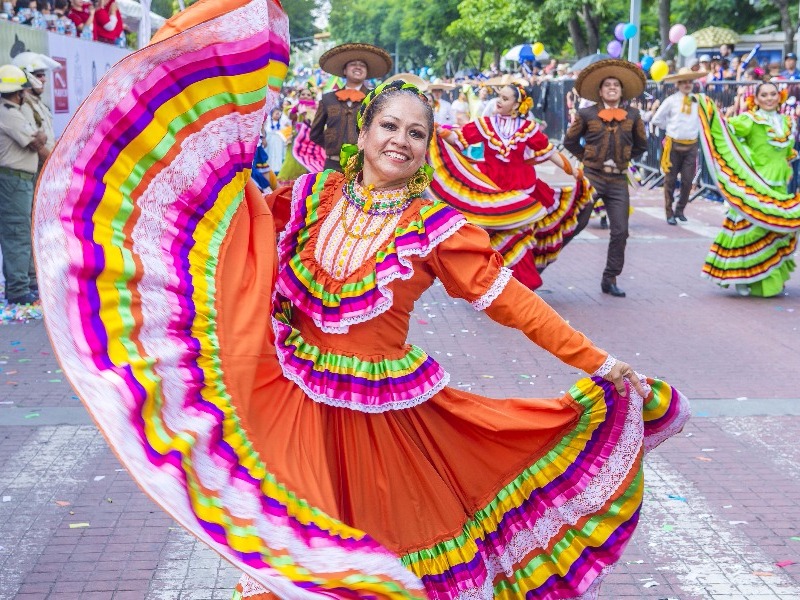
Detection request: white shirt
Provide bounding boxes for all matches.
[650,92,700,141]
[433,98,453,126]
[481,97,498,117]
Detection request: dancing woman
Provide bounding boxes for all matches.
[698,81,800,296]
[276,84,326,185]
[429,83,593,291]
[33,1,688,598]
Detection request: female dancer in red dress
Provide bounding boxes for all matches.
[431,84,592,290]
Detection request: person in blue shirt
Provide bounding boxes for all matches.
[780,52,800,79]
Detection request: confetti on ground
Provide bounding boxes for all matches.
[2,496,10,502]
[753,571,774,577]
[48,379,62,383]
[662,524,674,532]
[696,456,713,462]
[667,495,687,502]
[776,560,797,568]
[55,501,71,507]
[68,523,90,529]
[790,536,800,541]
[728,520,748,525]
[0,300,43,323]
[416,319,428,325]
[93,476,105,481]
[736,396,748,401]
[701,448,715,452]
[481,375,494,379]
[643,581,659,588]
[24,412,40,419]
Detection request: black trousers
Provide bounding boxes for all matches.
[574,168,629,281]
[663,141,698,218]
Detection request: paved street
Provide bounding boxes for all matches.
[1,182,800,599]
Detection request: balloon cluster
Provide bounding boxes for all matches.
[635,22,697,82]
[608,22,638,58]
[670,24,697,58]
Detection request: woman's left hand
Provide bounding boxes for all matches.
[604,360,647,398]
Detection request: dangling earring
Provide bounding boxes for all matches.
[344,149,364,183]
[407,164,433,197]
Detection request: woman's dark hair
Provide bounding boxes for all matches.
[361,88,435,144]
[755,81,779,96]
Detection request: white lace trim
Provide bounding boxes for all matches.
[644,386,691,453]
[272,316,450,413]
[455,381,651,600]
[238,573,270,597]
[592,354,617,378]
[280,210,469,335]
[470,267,512,311]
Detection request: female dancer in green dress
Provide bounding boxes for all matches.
[699,82,800,296]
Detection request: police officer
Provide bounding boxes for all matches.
[12,52,59,170]
[0,64,46,305]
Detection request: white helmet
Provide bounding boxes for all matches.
[11,52,61,74]
[0,64,30,93]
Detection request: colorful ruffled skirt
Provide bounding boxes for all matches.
[33,1,689,598]
[428,134,594,290]
[697,95,800,296]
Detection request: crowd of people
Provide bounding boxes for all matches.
[1,0,126,45]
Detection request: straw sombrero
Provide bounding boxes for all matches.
[383,72,428,91]
[427,81,456,91]
[318,43,393,79]
[661,67,708,84]
[574,59,646,103]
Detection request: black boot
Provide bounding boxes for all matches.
[667,215,677,225]
[599,215,608,229]
[601,277,626,297]
[675,210,687,222]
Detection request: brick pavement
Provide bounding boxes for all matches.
[1,185,799,599]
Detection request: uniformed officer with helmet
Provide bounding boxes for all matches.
[12,52,59,170]
[0,64,46,305]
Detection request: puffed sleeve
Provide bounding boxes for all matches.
[457,121,483,146]
[526,127,555,162]
[426,223,608,374]
[727,113,754,139]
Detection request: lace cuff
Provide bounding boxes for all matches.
[592,354,617,378]
[470,267,512,311]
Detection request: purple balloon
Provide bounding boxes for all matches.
[614,23,625,42]
[607,40,623,58]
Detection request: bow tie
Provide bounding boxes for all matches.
[335,89,366,103]
[598,107,627,122]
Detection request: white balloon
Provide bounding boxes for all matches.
[677,35,698,57]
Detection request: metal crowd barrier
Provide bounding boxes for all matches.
[531,79,800,198]
[443,78,800,197]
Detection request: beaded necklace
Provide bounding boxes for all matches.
[342,179,421,215]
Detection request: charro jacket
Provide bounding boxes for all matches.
[308,85,370,171]
[563,105,648,172]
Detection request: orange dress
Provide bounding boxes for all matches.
[231,170,689,598]
[32,0,688,597]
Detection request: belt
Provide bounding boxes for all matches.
[0,166,34,180]
[667,136,698,145]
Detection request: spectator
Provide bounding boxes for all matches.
[12,52,57,171]
[781,52,800,79]
[66,0,91,34]
[52,0,76,34]
[93,0,123,44]
[719,43,735,59]
[0,64,45,305]
[429,83,455,125]
[451,89,470,126]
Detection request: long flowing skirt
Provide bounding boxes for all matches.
[33,2,689,598]
[697,95,800,296]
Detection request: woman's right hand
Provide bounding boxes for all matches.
[604,360,647,398]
